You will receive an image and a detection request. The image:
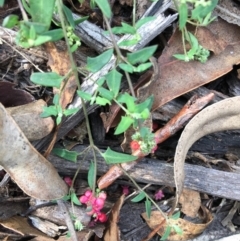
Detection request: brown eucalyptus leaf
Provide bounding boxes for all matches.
[7,100,54,141]
[174,96,240,210]
[141,18,240,111]
[142,208,213,241]
[0,103,68,200]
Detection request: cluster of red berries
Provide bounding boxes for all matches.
[79,190,108,223]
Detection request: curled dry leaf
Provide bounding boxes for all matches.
[7,100,54,141]
[0,103,68,200]
[142,207,213,241]
[179,189,201,218]
[140,18,240,111]
[173,96,240,211]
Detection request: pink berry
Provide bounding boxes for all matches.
[130,140,140,151]
[79,195,88,204]
[63,177,72,187]
[85,190,92,197]
[98,192,107,200]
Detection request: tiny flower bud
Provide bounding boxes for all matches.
[130,140,140,151]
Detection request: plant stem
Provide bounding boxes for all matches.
[56,0,97,193]
[17,0,29,21]
[132,0,136,27]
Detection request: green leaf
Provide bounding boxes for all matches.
[88,161,95,190]
[32,35,52,46]
[29,25,37,40]
[77,90,92,101]
[135,16,156,29]
[98,87,114,101]
[53,93,60,105]
[52,148,78,162]
[134,95,154,113]
[95,96,111,105]
[41,29,64,42]
[30,72,64,88]
[191,0,218,20]
[29,0,55,29]
[2,15,19,28]
[127,45,157,65]
[95,0,112,18]
[62,194,71,201]
[63,107,80,116]
[117,93,136,113]
[40,106,58,117]
[74,16,89,25]
[114,116,134,135]
[118,38,139,47]
[74,219,83,231]
[145,198,151,219]
[0,0,4,7]
[101,147,137,164]
[87,49,113,73]
[118,63,134,73]
[111,22,136,35]
[134,62,152,72]
[97,77,106,86]
[160,226,172,240]
[179,3,188,30]
[171,211,181,220]
[63,5,75,28]
[173,54,189,62]
[105,69,122,97]
[172,224,183,235]
[131,191,146,202]
[71,192,81,205]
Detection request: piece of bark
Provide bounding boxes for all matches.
[49,145,240,201]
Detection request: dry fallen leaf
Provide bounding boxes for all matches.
[142,208,213,241]
[179,189,201,218]
[104,195,125,241]
[139,18,240,110]
[173,96,240,211]
[0,103,68,200]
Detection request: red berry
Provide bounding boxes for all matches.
[97,212,108,222]
[85,190,92,197]
[94,198,105,209]
[130,140,140,151]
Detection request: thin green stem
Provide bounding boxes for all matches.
[18,0,29,21]
[132,0,136,27]
[119,165,168,220]
[56,0,98,193]
[103,15,136,98]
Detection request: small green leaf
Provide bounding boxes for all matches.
[105,69,122,97]
[2,15,19,28]
[179,3,188,30]
[98,87,114,101]
[145,198,151,219]
[171,211,181,220]
[131,191,146,202]
[117,93,136,113]
[0,0,4,7]
[53,93,60,105]
[111,22,136,34]
[160,226,172,240]
[30,72,64,88]
[95,0,112,18]
[118,38,139,47]
[87,49,113,73]
[127,45,157,65]
[134,62,152,72]
[134,95,154,113]
[95,96,111,105]
[77,90,92,101]
[101,147,137,164]
[74,16,89,25]
[114,116,134,135]
[71,192,81,205]
[40,106,58,117]
[41,29,64,42]
[52,148,78,162]
[63,5,75,28]
[64,107,80,116]
[97,77,106,86]
[135,16,156,29]
[62,194,71,201]
[74,219,84,231]
[118,63,134,73]
[88,161,95,190]
[173,54,189,61]
[172,224,183,235]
